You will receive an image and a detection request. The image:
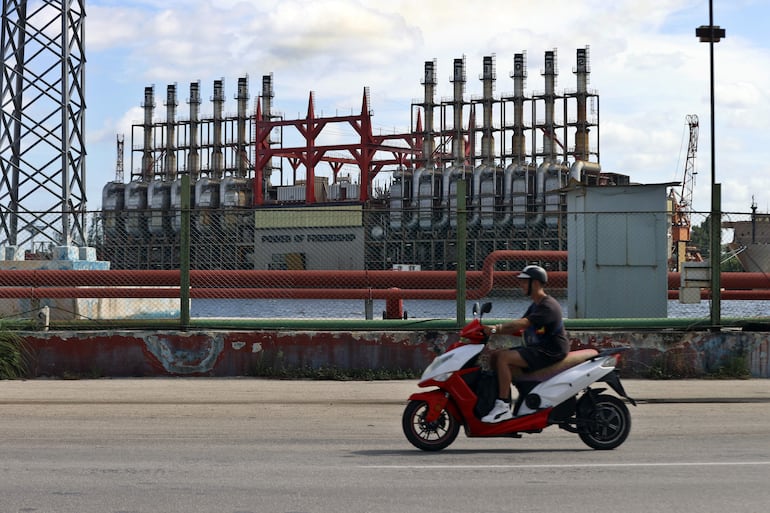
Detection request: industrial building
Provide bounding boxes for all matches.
[98,47,629,271]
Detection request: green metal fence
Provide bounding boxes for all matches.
[2,185,769,330]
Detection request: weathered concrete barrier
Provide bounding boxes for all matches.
[19,328,770,378]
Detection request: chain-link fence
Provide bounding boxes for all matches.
[1,204,769,327]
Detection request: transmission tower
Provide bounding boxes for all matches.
[0,0,87,249]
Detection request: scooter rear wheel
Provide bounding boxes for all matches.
[402,400,460,451]
[577,394,631,450]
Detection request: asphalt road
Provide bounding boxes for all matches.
[1,379,769,513]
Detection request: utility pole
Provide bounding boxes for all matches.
[696,0,725,328]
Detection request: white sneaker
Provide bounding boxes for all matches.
[481,399,513,423]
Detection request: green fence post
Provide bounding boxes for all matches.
[711,183,721,328]
[180,173,191,329]
[456,179,467,327]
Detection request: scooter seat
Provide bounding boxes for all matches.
[516,348,599,383]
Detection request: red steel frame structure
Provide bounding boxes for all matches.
[253,89,421,206]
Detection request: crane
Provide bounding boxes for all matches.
[670,114,701,270]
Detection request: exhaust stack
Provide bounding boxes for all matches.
[187,81,201,180]
[212,79,225,178]
[574,47,590,162]
[261,74,275,185]
[510,52,528,162]
[450,57,466,163]
[541,50,558,162]
[236,76,250,178]
[421,60,437,167]
[164,84,177,181]
[140,86,155,181]
[479,55,496,165]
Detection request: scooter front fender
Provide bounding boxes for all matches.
[408,389,462,424]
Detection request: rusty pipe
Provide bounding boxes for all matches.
[0,251,568,300]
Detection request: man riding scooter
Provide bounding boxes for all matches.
[481,265,569,423]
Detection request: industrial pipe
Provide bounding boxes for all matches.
[4,257,770,301]
[3,268,769,291]
[0,250,567,300]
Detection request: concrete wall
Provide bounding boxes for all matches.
[18,328,770,378]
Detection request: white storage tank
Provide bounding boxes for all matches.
[416,168,435,231]
[170,177,195,234]
[147,180,172,237]
[388,171,409,230]
[544,164,568,228]
[124,181,148,238]
[511,165,531,229]
[220,176,252,231]
[195,178,220,234]
[101,182,125,236]
[474,164,498,230]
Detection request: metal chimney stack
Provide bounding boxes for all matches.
[574,47,590,162]
[261,74,274,183]
[164,84,177,181]
[480,55,496,165]
[236,76,250,178]
[421,60,437,166]
[510,52,528,162]
[141,86,155,181]
[187,81,201,180]
[541,50,558,161]
[450,57,466,163]
[212,79,225,178]
[262,74,274,120]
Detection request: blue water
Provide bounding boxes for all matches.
[191,297,770,320]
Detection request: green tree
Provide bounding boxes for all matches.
[689,215,743,272]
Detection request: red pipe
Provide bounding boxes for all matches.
[0,287,181,299]
[668,272,770,290]
[2,250,770,301]
[4,267,768,291]
[0,251,565,286]
[6,285,770,301]
[669,289,770,300]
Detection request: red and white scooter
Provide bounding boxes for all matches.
[403,302,636,451]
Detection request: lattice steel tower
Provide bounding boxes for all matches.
[1,0,86,248]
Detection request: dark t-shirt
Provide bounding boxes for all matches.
[521,295,569,361]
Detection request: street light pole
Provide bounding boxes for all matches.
[696,0,725,328]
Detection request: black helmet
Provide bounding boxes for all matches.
[517,265,548,284]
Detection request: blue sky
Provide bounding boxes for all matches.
[83,0,770,214]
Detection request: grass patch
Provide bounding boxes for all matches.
[0,330,31,379]
[705,355,751,379]
[644,351,698,379]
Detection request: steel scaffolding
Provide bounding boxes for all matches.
[0,0,87,249]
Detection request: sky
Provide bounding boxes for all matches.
[81,0,770,215]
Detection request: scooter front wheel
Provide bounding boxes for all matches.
[577,394,631,450]
[402,399,460,451]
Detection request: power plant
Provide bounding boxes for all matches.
[98,48,629,271]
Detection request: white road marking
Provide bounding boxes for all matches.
[361,461,770,470]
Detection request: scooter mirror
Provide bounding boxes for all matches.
[480,302,493,315]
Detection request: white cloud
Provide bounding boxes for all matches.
[76,0,770,215]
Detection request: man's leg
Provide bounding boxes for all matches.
[495,349,528,400]
[481,349,530,423]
